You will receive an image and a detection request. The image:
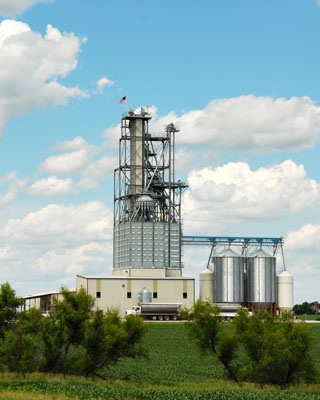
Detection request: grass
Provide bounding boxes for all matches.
[296,315,320,321]
[0,323,319,399]
[0,392,71,400]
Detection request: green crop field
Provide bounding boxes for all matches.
[102,322,320,386]
[0,323,320,399]
[102,322,226,384]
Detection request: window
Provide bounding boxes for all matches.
[153,292,157,299]
[183,292,187,299]
[96,292,101,298]
[127,292,132,298]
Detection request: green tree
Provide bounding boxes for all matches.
[40,287,94,373]
[0,308,43,372]
[234,310,316,388]
[38,312,66,372]
[293,301,312,315]
[39,288,147,377]
[185,301,240,385]
[0,282,24,339]
[82,310,147,379]
[0,284,148,378]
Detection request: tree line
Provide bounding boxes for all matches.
[293,301,320,315]
[0,282,318,388]
[184,301,317,389]
[0,283,146,378]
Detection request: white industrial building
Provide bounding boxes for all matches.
[77,273,194,317]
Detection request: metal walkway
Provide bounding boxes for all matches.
[182,236,283,246]
[181,235,286,269]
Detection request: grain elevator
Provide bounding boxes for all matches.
[75,107,195,317]
[113,107,187,276]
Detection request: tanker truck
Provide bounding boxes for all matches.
[125,303,181,321]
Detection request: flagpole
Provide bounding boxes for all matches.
[119,96,127,115]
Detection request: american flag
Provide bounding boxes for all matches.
[119,96,126,104]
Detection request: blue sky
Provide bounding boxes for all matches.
[0,0,320,303]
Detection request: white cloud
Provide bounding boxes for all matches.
[102,97,320,153]
[80,155,117,185]
[101,125,120,148]
[51,136,88,153]
[0,244,14,260]
[0,171,28,208]
[175,96,320,152]
[0,0,53,17]
[41,150,92,175]
[41,137,97,175]
[183,160,320,234]
[0,20,87,140]
[96,76,114,93]
[27,176,76,195]
[286,223,320,252]
[0,201,113,294]
[34,242,108,275]
[29,137,116,195]
[1,201,112,244]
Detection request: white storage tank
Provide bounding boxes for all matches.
[199,268,214,302]
[277,271,294,312]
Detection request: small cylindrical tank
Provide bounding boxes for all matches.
[277,271,294,312]
[199,268,214,302]
[247,249,276,303]
[138,287,152,304]
[213,248,245,303]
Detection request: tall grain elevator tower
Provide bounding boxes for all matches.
[113,107,188,277]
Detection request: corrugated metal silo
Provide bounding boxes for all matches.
[213,248,245,303]
[246,249,276,303]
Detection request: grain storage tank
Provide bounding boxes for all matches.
[277,271,294,312]
[138,287,152,304]
[213,248,245,303]
[199,268,214,302]
[246,249,276,304]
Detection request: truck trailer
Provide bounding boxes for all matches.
[125,303,181,321]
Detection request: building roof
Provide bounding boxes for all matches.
[24,290,61,300]
[24,289,75,300]
[77,274,194,280]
